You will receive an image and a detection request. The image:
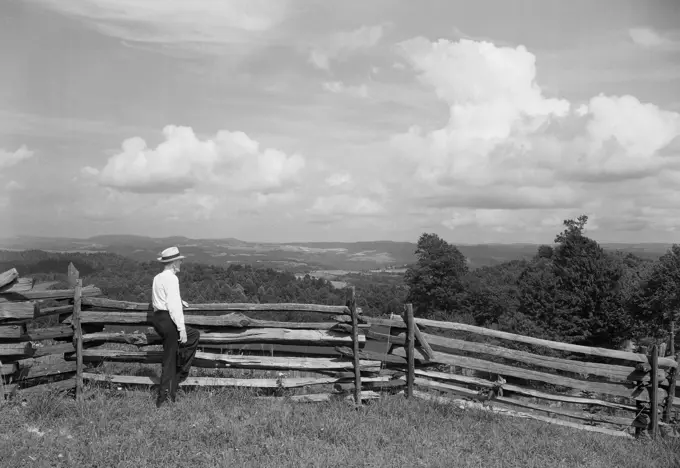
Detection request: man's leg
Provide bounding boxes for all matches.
[175,327,201,388]
[151,311,179,407]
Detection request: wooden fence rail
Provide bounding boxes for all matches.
[2,265,677,439]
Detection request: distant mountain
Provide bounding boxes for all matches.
[0,235,672,272]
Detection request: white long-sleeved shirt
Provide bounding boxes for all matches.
[152,269,186,335]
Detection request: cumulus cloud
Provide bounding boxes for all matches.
[90,125,305,194]
[310,24,384,71]
[0,145,34,171]
[388,36,680,235]
[322,81,369,98]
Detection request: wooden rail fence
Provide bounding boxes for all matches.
[1,265,678,439]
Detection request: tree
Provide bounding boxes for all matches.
[517,215,629,347]
[404,233,469,318]
[630,244,680,352]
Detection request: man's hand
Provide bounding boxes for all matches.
[179,329,187,344]
[182,300,189,308]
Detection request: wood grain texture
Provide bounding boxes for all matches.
[0,302,36,321]
[0,277,33,293]
[81,296,349,314]
[82,373,364,388]
[414,318,677,369]
[67,349,382,372]
[82,329,363,346]
[392,348,661,402]
[414,369,638,411]
[0,268,19,289]
[413,391,633,438]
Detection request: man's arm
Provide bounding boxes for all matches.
[166,275,187,343]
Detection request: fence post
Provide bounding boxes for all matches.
[346,286,361,407]
[68,263,84,402]
[404,304,415,398]
[650,345,659,438]
[664,353,678,423]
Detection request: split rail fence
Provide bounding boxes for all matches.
[1,265,678,439]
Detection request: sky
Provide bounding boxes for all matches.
[1,0,680,244]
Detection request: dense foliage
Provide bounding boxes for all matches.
[1,215,676,349]
[403,216,674,349]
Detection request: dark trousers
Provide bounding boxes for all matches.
[150,310,200,402]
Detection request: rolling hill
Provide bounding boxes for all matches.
[0,235,673,272]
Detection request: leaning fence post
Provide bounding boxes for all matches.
[650,345,659,438]
[68,263,84,402]
[346,286,361,407]
[404,304,415,398]
[664,352,679,424]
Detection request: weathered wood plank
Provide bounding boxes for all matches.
[0,324,27,339]
[0,302,36,321]
[334,379,406,392]
[405,304,415,398]
[0,268,19,289]
[82,329,365,346]
[0,343,34,358]
[82,373,361,388]
[0,277,34,294]
[14,358,77,381]
[34,343,75,358]
[405,332,663,384]
[81,296,349,314]
[412,391,633,438]
[203,344,342,357]
[67,349,382,371]
[414,318,678,369]
[347,287,361,407]
[334,346,407,365]
[71,311,338,329]
[1,362,17,376]
[18,326,74,342]
[36,304,74,318]
[4,377,76,397]
[363,316,407,328]
[254,391,383,403]
[414,377,633,426]
[5,285,101,301]
[651,345,659,438]
[392,348,658,401]
[414,369,638,412]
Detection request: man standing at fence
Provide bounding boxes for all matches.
[151,246,201,408]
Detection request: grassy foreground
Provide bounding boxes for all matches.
[2,387,680,468]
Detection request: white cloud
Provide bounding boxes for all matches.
[91,125,305,194]
[0,145,34,171]
[308,195,384,218]
[322,81,369,98]
[325,172,353,188]
[384,36,680,236]
[310,24,384,71]
[628,27,680,49]
[29,0,288,53]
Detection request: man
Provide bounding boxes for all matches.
[151,246,201,407]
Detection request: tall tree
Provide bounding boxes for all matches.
[631,244,680,353]
[518,215,629,347]
[404,233,469,318]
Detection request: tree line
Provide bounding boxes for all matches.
[405,215,677,350]
[3,216,675,350]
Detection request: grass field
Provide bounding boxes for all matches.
[2,384,680,468]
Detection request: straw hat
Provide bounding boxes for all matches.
[157,246,186,263]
